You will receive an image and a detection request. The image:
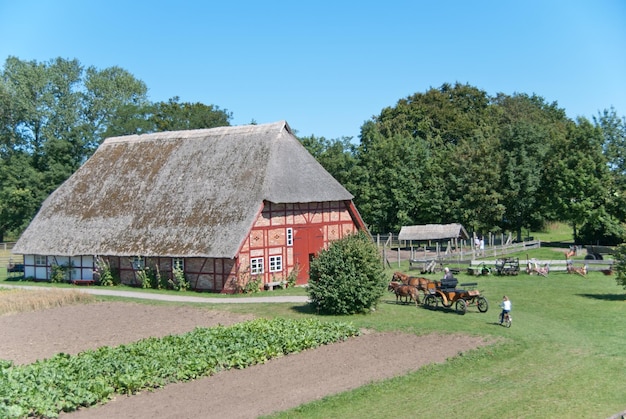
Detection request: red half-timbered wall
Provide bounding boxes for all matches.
[235,200,361,289]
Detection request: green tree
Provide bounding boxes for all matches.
[83,65,150,144]
[595,107,626,183]
[298,134,357,192]
[2,57,82,175]
[150,96,232,132]
[612,244,626,290]
[353,121,432,233]
[492,93,568,240]
[358,82,497,233]
[447,129,504,232]
[307,232,386,315]
[0,57,151,238]
[543,117,614,242]
[0,152,40,241]
[594,107,626,223]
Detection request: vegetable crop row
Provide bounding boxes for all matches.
[0,318,359,418]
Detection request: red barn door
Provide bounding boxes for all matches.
[293,227,324,285]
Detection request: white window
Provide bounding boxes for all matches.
[35,255,47,266]
[250,257,264,275]
[172,258,184,271]
[286,228,293,246]
[269,255,283,272]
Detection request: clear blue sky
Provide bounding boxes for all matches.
[1,0,625,140]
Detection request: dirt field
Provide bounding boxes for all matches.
[0,301,490,419]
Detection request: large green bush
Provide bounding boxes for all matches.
[307,231,386,315]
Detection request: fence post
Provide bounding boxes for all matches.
[382,247,386,269]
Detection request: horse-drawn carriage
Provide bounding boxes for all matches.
[422,277,489,315]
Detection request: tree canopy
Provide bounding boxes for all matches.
[303,82,625,243]
[1,56,624,245]
[0,56,231,241]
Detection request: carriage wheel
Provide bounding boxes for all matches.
[440,295,453,308]
[455,299,467,315]
[424,295,438,310]
[477,297,489,313]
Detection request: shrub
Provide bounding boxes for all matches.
[307,231,386,315]
[229,268,262,293]
[244,275,262,293]
[50,263,71,283]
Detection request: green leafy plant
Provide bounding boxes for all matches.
[168,266,190,291]
[286,264,299,288]
[230,267,262,293]
[94,257,119,286]
[307,231,387,315]
[243,275,262,293]
[136,266,152,289]
[0,318,359,418]
[135,263,168,289]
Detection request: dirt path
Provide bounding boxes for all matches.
[0,301,490,419]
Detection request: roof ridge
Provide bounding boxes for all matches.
[103,120,288,145]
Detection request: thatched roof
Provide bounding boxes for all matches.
[14,121,356,258]
[398,223,469,241]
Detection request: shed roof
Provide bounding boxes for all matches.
[398,223,469,241]
[14,121,356,258]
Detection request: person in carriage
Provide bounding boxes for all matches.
[440,267,458,289]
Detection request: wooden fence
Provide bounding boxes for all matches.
[378,232,541,270]
[0,242,23,280]
[468,258,613,273]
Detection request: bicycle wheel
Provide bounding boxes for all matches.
[504,314,512,328]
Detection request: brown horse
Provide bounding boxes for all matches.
[392,271,410,283]
[393,272,430,289]
[388,282,420,306]
[387,281,405,302]
[405,276,432,293]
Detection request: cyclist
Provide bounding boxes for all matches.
[499,295,511,325]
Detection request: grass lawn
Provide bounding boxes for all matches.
[217,269,626,419]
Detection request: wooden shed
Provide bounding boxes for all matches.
[398,223,469,243]
[13,121,367,292]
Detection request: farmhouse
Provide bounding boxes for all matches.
[13,121,367,292]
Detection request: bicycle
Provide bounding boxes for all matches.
[500,312,512,328]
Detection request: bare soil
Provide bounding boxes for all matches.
[0,301,490,419]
